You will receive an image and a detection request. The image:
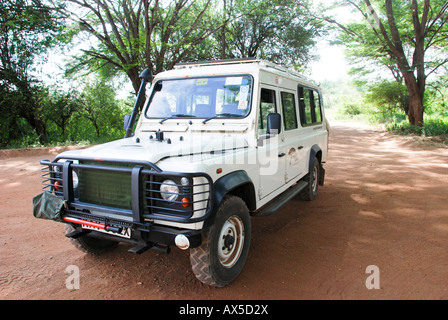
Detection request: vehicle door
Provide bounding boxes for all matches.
[297,86,328,169]
[280,90,307,182]
[257,86,286,198]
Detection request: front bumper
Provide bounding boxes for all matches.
[40,156,213,251]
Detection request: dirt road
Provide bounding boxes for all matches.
[1,121,448,300]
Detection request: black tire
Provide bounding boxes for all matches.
[189,195,251,287]
[65,224,118,255]
[299,156,320,201]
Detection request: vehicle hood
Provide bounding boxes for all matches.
[57,135,248,165]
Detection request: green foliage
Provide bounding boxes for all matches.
[0,0,67,145]
[1,78,132,149]
[64,0,223,93]
[322,78,448,139]
[341,103,362,116]
[383,79,448,137]
[64,0,323,92]
[385,116,448,137]
[319,80,366,121]
[222,0,323,69]
[77,80,131,141]
[324,0,448,126]
[364,80,409,114]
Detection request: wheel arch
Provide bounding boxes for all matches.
[310,144,325,186]
[204,171,256,228]
[310,145,322,169]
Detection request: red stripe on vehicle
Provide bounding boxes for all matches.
[63,217,106,230]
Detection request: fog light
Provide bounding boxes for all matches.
[175,234,190,250]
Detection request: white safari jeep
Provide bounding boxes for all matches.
[34,59,329,287]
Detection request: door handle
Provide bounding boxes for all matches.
[297,146,303,150]
[278,152,286,158]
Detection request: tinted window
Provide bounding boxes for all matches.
[312,91,322,123]
[281,92,297,130]
[298,86,322,126]
[258,88,277,131]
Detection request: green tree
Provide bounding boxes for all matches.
[64,0,223,94]
[0,84,34,147]
[77,79,127,139]
[221,0,323,70]
[42,88,83,138]
[322,0,448,126]
[365,80,409,114]
[0,0,66,144]
[64,0,324,94]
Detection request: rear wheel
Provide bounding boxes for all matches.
[299,156,320,201]
[65,224,118,255]
[190,195,251,287]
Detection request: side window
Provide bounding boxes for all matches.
[281,92,297,130]
[298,86,311,125]
[312,91,323,123]
[258,88,277,132]
[298,86,322,126]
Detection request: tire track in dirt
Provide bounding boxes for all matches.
[0,259,60,295]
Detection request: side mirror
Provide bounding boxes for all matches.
[267,113,281,135]
[123,114,131,131]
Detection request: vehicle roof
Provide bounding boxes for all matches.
[154,59,319,89]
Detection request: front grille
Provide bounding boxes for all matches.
[78,161,134,211]
[40,158,213,224]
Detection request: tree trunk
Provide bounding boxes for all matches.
[127,67,142,96]
[363,0,429,127]
[25,116,48,145]
[403,72,424,127]
[18,86,49,144]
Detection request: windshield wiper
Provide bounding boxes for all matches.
[202,113,241,124]
[159,114,196,124]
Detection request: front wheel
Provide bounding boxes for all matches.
[65,224,118,255]
[190,195,251,287]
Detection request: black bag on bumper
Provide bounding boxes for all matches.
[32,192,65,222]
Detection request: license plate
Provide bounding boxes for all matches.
[82,224,131,239]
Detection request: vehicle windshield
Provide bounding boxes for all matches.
[145,75,253,120]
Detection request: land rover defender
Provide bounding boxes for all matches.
[33,59,329,287]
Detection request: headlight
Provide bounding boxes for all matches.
[160,180,179,201]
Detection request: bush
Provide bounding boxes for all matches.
[0,80,133,149]
[341,103,362,116]
[385,115,448,137]
[364,80,409,114]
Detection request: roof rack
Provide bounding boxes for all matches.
[259,60,316,83]
[173,58,316,84]
[174,58,259,68]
